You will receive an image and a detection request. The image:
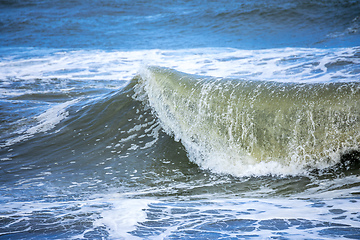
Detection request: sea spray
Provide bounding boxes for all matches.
[135,66,360,176]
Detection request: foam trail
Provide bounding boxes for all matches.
[1,99,78,147]
[136,66,360,176]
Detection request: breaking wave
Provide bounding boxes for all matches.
[135,66,360,176]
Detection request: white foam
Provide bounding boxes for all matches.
[93,197,154,240]
[1,99,78,147]
[93,196,360,240]
[0,47,358,84]
[0,190,358,239]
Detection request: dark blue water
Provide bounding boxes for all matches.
[1,0,359,50]
[0,0,360,239]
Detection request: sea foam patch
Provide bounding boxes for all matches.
[1,99,78,147]
[95,197,360,239]
[0,47,359,83]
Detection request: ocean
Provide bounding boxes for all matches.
[0,0,360,239]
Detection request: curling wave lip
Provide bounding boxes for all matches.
[135,66,360,176]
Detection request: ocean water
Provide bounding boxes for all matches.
[1,0,360,239]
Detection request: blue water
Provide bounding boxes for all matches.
[0,0,360,239]
[1,0,359,50]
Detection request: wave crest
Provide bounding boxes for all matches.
[136,66,360,176]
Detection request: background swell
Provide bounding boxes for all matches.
[0,0,359,49]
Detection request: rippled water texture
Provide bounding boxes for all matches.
[1,0,359,49]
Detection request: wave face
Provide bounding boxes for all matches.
[136,66,360,176]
